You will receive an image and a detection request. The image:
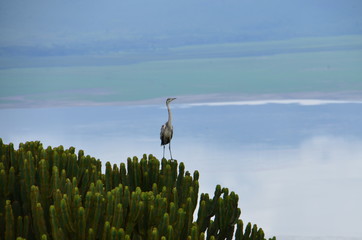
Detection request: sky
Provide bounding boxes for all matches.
[1,102,362,239]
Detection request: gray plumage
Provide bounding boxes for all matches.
[160,97,176,159]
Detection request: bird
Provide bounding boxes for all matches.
[160,97,176,159]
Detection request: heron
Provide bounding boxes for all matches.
[160,97,176,159]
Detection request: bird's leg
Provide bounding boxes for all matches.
[163,145,165,159]
[169,142,173,160]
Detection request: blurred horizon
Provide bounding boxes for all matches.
[1,0,362,108]
[1,34,362,108]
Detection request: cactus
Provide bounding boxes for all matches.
[0,139,276,240]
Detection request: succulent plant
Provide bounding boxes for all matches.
[0,138,275,240]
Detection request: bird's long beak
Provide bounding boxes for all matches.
[171,98,176,101]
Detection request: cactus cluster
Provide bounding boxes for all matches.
[0,138,276,240]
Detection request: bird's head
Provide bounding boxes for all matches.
[166,98,176,104]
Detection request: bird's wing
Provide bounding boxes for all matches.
[160,123,174,145]
[160,124,166,139]
[170,125,173,139]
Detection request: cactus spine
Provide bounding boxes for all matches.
[0,139,276,240]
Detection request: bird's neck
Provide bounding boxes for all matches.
[167,103,172,125]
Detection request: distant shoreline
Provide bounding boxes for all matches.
[1,91,362,109]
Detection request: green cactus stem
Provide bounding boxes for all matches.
[0,139,276,240]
